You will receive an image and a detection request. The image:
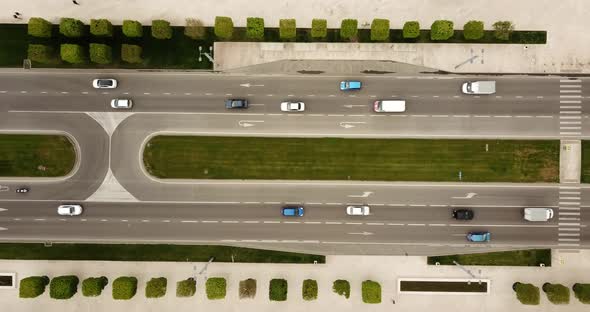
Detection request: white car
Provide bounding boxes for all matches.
[280,101,305,112]
[57,204,83,216]
[92,79,117,89]
[346,205,370,216]
[111,98,133,109]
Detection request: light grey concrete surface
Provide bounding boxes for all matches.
[1,251,589,311]
[560,140,581,183]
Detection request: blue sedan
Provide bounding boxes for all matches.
[467,232,491,242]
[340,80,362,91]
[282,206,304,217]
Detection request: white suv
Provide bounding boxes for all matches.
[57,204,83,216]
[111,99,133,109]
[346,205,370,216]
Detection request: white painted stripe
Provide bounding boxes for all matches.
[263,221,280,224]
[560,197,581,200]
[367,222,385,225]
[558,222,581,226]
[559,79,581,83]
[559,207,580,211]
[558,238,580,242]
[559,212,581,216]
[221,221,239,223]
[560,90,582,93]
[560,106,582,109]
[559,192,581,195]
[304,221,321,224]
[558,243,580,246]
[559,227,580,231]
[283,221,300,224]
[181,220,198,223]
[560,84,582,87]
[558,217,580,221]
[560,121,581,124]
[407,224,426,226]
[559,202,581,205]
[560,111,581,114]
[202,220,219,223]
[243,221,260,224]
[560,127,581,130]
[345,222,362,225]
[325,222,342,225]
[558,233,580,236]
[560,132,582,135]
[387,223,405,226]
[559,116,581,119]
[559,100,581,104]
[428,224,446,226]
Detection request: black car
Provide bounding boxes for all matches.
[225,99,248,109]
[15,187,29,194]
[452,209,474,220]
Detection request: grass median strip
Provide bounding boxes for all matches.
[427,249,551,266]
[143,136,559,182]
[0,134,75,177]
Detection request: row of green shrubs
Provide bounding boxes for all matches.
[19,275,381,303]
[513,282,590,305]
[29,43,142,65]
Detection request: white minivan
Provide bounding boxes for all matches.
[524,208,554,222]
[374,100,406,113]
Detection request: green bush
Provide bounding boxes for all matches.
[176,278,196,297]
[573,283,590,304]
[513,282,540,305]
[185,18,205,40]
[493,21,514,41]
[152,20,172,39]
[214,16,234,40]
[146,277,167,298]
[543,283,569,304]
[28,17,52,38]
[402,21,420,39]
[19,276,49,298]
[430,20,454,41]
[89,43,112,64]
[59,18,84,38]
[246,17,265,40]
[60,44,85,64]
[90,19,113,37]
[311,19,327,39]
[269,278,288,301]
[302,279,318,301]
[121,44,142,64]
[49,275,79,299]
[112,276,137,300]
[371,19,390,41]
[82,276,108,297]
[340,19,358,40]
[239,278,257,299]
[122,20,143,37]
[332,280,350,298]
[206,277,226,300]
[463,20,484,40]
[28,44,53,63]
[279,19,296,41]
[362,280,381,304]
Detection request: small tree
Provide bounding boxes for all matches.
[269,279,288,301]
[19,276,49,298]
[122,20,143,37]
[82,277,108,297]
[403,21,420,39]
[371,18,390,41]
[206,277,226,300]
[176,278,196,297]
[463,20,484,40]
[513,282,540,305]
[279,19,296,41]
[152,20,172,39]
[543,283,570,304]
[50,275,79,300]
[311,18,327,39]
[60,44,85,64]
[430,20,454,41]
[340,19,358,40]
[121,44,142,64]
[493,21,514,41]
[362,280,381,304]
[112,277,137,300]
[89,43,112,64]
[28,44,53,63]
[302,279,318,301]
[90,19,113,37]
[184,18,205,40]
[246,17,265,40]
[59,18,84,38]
[146,277,167,298]
[239,278,257,299]
[214,16,234,40]
[332,280,350,298]
[573,283,590,304]
[28,17,52,38]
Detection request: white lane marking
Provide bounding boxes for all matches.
[348,191,374,198]
[347,231,373,235]
[411,115,429,117]
[243,221,260,224]
[474,115,490,118]
[34,218,45,221]
[409,204,427,207]
[493,115,512,118]
[558,223,581,226]
[408,223,426,226]
[162,220,170,223]
[387,223,405,226]
[452,192,477,199]
[515,116,532,118]
[264,202,281,204]
[100,219,108,222]
[163,92,171,95]
[559,202,581,205]
[558,238,581,242]
[367,222,384,225]
[143,92,151,95]
[283,221,300,224]
[325,221,342,225]
[304,221,321,224]
[432,115,449,118]
[0,227,6,230]
[560,100,581,104]
[429,224,446,226]
[326,203,343,205]
[141,220,150,222]
[263,221,280,224]
[181,220,198,223]
[536,116,553,118]
[345,222,362,225]
[560,106,582,109]
[558,233,580,237]
[560,111,581,114]
[559,207,580,211]
[221,221,239,223]
[560,197,581,200]
[559,191,580,195]
[559,217,580,221]
[558,227,580,231]
[120,219,128,222]
[453,115,470,118]
[450,224,557,228]
[202,220,219,223]
[243,202,261,204]
[306,202,322,205]
[560,79,581,83]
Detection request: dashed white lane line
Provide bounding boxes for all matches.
[367,222,385,225]
[428,224,446,226]
[304,221,321,224]
[243,221,260,224]
[263,221,280,224]
[181,220,198,223]
[408,223,426,226]
[345,222,362,225]
[202,220,219,223]
[387,223,405,226]
[325,221,342,225]
[283,221,300,224]
[221,221,239,223]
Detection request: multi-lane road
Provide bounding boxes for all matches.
[0,71,587,254]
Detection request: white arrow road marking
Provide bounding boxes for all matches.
[240,83,265,88]
[0,227,6,231]
[0,185,8,192]
[238,120,265,128]
[0,208,7,212]
[343,104,367,108]
[347,232,373,236]
[339,121,366,129]
[348,191,374,198]
[452,192,477,199]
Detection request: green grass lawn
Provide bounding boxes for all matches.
[0,134,75,177]
[427,249,551,266]
[143,136,559,182]
[0,243,324,263]
[581,141,590,183]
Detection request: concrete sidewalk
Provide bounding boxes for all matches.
[1,251,589,311]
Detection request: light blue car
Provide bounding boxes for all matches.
[340,80,362,91]
[282,206,304,217]
[467,232,491,242]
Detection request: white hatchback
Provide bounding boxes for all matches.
[280,101,305,112]
[92,79,117,89]
[57,204,83,216]
[346,205,370,216]
[111,98,133,109]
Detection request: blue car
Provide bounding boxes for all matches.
[467,232,491,242]
[340,80,362,91]
[282,206,304,217]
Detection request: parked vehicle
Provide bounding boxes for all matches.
[15,187,29,194]
[524,208,554,222]
[280,101,305,112]
[225,99,248,109]
[467,231,491,242]
[57,204,83,216]
[282,206,304,217]
[110,98,133,109]
[452,209,474,220]
[346,205,370,216]
[461,81,496,95]
[340,80,362,91]
[374,100,406,112]
[92,79,117,89]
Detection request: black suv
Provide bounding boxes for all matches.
[225,99,248,109]
[452,209,474,220]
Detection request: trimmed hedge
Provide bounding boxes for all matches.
[371,19,390,41]
[121,44,142,64]
[122,20,143,38]
[573,283,590,304]
[431,20,454,41]
[464,20,484,40]
[493,21,514,41]
[239,278,257,299]
[146,277,167,298]
[269,278,287,301]
[206,277,226,300]
[19,276,49,298]
[332,279,350,299]
[513,282,540,305]
[362,280,381,304]
[246,17,265,40]
[185,18,205,40]
[214,16,234,40]
[59,18,84,38]
[89,43,112,64]
[279,19,296,41]
[543,283,569,304]
[50,275,79,300]
[152,20,172,39]
[28,44,53,63]
[176,278,196,297]
[82,276,108,297]
[311,19,327,39]
[112,276,137,300]
[340,19,358,40]
[60,44,85,64]
[90,19,113,37]
[28,17,52,38]
[302,279,318,301]
[403,21,420,39]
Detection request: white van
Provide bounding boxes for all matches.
[524,208,554,222]
[374,100,406,113]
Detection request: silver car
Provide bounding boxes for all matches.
[111,98,133,109]
[92,78,117,89]
[57,204,83,216]
[346,205,370,216]
[280,101,305,112]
